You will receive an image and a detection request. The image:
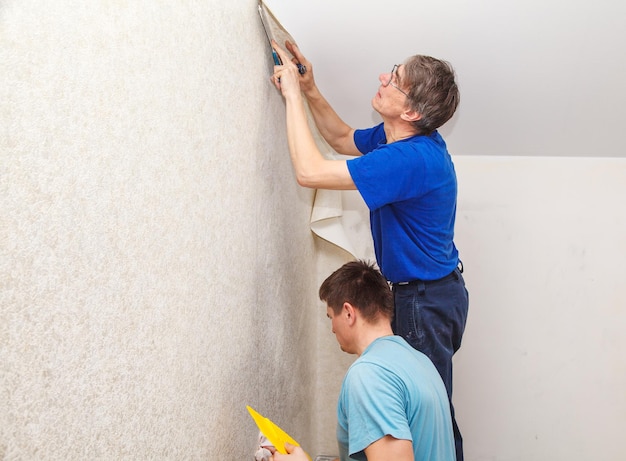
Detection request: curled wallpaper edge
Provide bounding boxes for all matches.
[306,106,358,259]
[310,189,357,258]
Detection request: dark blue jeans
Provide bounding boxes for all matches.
[392,267,469,461]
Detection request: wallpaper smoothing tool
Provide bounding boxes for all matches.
[257,1,307,75]
[247,405,311,459]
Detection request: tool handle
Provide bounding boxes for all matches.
[272,50,282,66]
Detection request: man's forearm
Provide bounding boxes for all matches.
[285,92,326,185]
[303,86,358,156]
[283,92,355,190]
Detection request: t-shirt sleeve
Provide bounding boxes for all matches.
[354,123,386,154]
[343,362,413,458]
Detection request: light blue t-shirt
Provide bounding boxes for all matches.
[336,336,455,461]
[347,123,459,283]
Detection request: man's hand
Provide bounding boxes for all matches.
[270,442,310,461]
[284,41,315,94]
[271,41,303,99]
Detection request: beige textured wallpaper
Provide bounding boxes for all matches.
[1,1,351,459]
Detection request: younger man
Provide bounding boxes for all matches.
[272,261,455,461]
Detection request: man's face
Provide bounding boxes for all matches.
[327,305,350,353]
[372,64,409,116]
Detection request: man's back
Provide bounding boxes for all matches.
[336,336,455,461]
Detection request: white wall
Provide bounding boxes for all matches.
[453,156,626,460]
[266,0,626,158]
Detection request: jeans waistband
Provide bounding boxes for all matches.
[392,270,456,287]
[391,264,463,288]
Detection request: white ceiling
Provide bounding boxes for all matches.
[263,0,626,157]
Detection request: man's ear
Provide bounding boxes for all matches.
[401,108,421,123]
[343,302,357,324]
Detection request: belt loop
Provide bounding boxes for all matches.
[458,260,464,274]
[417,281,426,295]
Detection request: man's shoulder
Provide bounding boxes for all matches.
[350,337,423,373]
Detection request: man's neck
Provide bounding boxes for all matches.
[383,121,420,144]
[355,324,394,356]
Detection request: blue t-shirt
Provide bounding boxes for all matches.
[347,123,459,282]
[336,336,455,461]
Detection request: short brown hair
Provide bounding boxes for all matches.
[319,260,393,323]
[401,55,460,135]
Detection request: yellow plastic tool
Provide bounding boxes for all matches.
[246,405,301,455]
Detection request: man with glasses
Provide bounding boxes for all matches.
[270,40,468,461]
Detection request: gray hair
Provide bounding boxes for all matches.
[402,55,460,135]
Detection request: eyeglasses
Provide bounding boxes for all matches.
[384,64,409,97]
